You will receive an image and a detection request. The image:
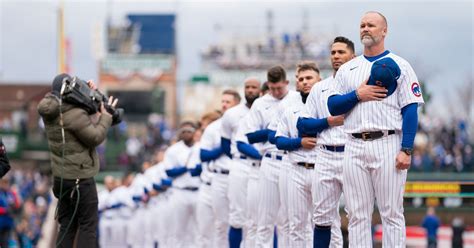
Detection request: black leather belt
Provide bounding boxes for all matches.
[264,153,283,161]
[250,161,261,167]
[351,130,395,141]
[321,145,345,152]
[180,186,199,191]
[211,168,230,175]
[296,162,315,169]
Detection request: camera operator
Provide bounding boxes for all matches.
[0,139,10,179]
[37,73,118,248]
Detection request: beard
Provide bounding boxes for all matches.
[361,34,380,47]
[245,94,259,105]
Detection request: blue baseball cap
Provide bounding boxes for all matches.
[367,57,401,97]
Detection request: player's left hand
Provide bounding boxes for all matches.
[395,151,411,170]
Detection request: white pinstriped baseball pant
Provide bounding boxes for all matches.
[255,153,289,248]
[287,163,313,248]
[312,147,344,248]
[245,161,261,248]
[343,134,406,248]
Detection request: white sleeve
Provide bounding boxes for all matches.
[144,165,162,184]
[304,87,319,118]
[187,145,201,169]
[331,69,348,95]
[246,104,263,133]
[98,192,108,211]
[221,111,233,140]
[268,104,284,131]
[162,148,178,169]
[397,62,425,108]
[235,117,250,143]
[142,176,153,193]
[200,124,215,150]
[275,110,291,138]
[122,188,135,208]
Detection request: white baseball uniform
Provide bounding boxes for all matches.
[305,76,347,247]
[234,116,263,248]
[162,140,199,248]
[332,52,424,247]
[275,99,314,248]
[143,163,168,246]
[98,188,113,248]
[221,104,251,233]
[246,90,300,247]
[103,185,134,248]
[195,158,217,248]
[269,92,303,248]
[200,118,232,248]
[128,173,153,248]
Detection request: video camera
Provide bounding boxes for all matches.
[60,76,124,126]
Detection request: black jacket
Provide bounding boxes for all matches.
[0,139,10,178]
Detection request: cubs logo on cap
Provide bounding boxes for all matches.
[367,57,401,97]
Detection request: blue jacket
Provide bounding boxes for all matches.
[0,189,20,229]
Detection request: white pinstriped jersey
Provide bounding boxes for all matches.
[268,92,302,131]
[105,185,135,218]
[221,104,250,156]
[130,173,150,198]
[246,90,300,154]
[305,77,346,146]
[332,52,425,133]
[143,163,167,190]
[185,142,204,188]
[200,118,232,170]
[162,140,198,188]
[98,189,111,213]
[235,114,265,156]
[275,100,318,163]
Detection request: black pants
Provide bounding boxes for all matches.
[53,177,98,248]
[0,228,10,248]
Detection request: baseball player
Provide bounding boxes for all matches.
[142,151,169,248]
[102,173,135,248]
[273,61,318,247]
[195,111,222,248]
[234,83,269,247]
[267,82,303,248]
[297,36,356,248]
[245,65,300,247]
[128,161,156,248]
[162,121,199,247]
[275,61,333,247]
[221,78,261,248]
[97,175,116,248]
[200,90,241,247]
[327,11,424,247]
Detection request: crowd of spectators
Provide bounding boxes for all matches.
[411,117,473,172]
[102,113,173,172]
[0,168,50,247]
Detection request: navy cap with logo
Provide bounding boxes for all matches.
[367,57,401,97]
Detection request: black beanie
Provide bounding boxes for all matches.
[52,73,71,94]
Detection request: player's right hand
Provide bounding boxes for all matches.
[301,137,317,149]
[328,115,344,126]
[356,79,387,101]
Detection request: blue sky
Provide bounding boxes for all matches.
[0,0,472,119]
